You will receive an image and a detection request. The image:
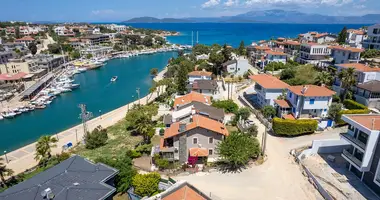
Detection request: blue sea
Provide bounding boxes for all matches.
[122,23,367,47]
[0,23,368,153]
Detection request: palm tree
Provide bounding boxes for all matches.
[0,157,14,187]
[338,67,357,100]
[315,71,333,86]
[34,135,58,165]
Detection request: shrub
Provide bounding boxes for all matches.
[135,144,153,154]
[272,118,318,136]
[212,100,238,113]
[85,126,108,149]
[343,99,367,110]
[132,172,161,197]
[126,150,142,158]
[332,94,341,103]
[159,128,165,136]
[155,158,169,170]
[336,109,371,125]
[262,105,276,119]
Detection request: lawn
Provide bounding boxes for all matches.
[226,125,238,133]
[71,119,143,161]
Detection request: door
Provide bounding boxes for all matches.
[327,120,333,127]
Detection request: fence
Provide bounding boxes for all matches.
[238,94,272,129]
[301,164,334,200]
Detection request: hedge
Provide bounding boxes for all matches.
[272,117,318,136]
[336,109,371,125]
[343,99,367,110]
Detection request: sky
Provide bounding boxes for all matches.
[0,0,379,22]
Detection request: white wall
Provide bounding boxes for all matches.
[363,72,380,83]
[264,88,284,107]
[188,75,211,84]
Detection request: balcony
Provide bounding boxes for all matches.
[342,149,362,168]
[340,133,366,150]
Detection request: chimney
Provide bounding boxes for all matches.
[191,106,196,115]
[301,86,308,94]
[179,123,186,132]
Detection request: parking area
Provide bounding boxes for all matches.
[302,153,380,200]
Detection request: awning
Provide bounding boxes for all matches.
[189,148,208,157]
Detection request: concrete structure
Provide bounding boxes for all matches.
[339,114,380,196]
[333,63,380,95]
[15,36,35,46]
[346,29,366,48]
[298,43,331,65]
[34,54,67,71]
[329,45,364,64]
[80,46,112,57]
[312,33,336,44]
[223,58,252,76]
[0,58,39,75]
[363,24,380,50]
[246,45,271,69]
[0,155,119,200]
[0,51,14,65]
[2,42,26,52]
[223,60,238,74]
[286,85,335,119]
[160,114,228,163]
[81,35,110,46]
[54,26,74,36]
[188,70,212,84]
[249,74,289,108]
[187,80,218,96]
[171,101,225,124]
[264,50,287,67]
[105,24,128,32]
[353,80,380,109]
[284,40,300,56]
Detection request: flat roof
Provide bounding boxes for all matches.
[0,155,118,200]
[356,80,380,93]
[343,115,380,131]
[21,73,54,97]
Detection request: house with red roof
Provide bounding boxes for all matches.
[160,114,228,164]
[346,29,366,48]
[173,92,211,110]
[263,50,287,68]
[15,36,35,46]
[188,70,212,84]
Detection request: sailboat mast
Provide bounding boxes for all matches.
[196,31,199,44]
[191,31,194,46]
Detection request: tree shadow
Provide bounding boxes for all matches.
[214,161,247,174]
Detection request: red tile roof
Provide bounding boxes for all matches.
[283,114,296,120]
[288,85,335,97]
[274,99,291,108]
[188,71,212,77]
[163,115,228,139]
[249,74,289,89]
[347,29,365,35]
[344,115,380,131]
[284,40,301,46]
[265,50,287,56]
[329,45,364,53]
[254,46,271,51]
[336,63,380,72]
[314,33,328,38]
[0,72,28,81]
[189,148,209,157]
[174,92,211,107]
[162,184,209,200]
[15,36,35,41]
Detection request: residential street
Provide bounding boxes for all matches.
[175,83,342,200]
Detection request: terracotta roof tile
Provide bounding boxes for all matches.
[284,40,301,46]
[162,184,209,200]
[336,63,380,72]
[265,50,286,56]
[254,46,271,51]
[274,99,291,108]
[344,115,380,130]
[15,36,35,41]
[249,74,289,89]
[0,72,28,81]
[174,92,211,107]
[164,115,228,139]
[283,113,296,120]
[288,85,335,97]
[188,71,212,77]
[189,148,208,157]
[329,45,364,53]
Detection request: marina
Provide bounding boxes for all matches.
[0,51,178,152]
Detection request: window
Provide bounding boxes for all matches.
[292,107,296,113]
[309,99,315,104]
[193,137,198,144]
[208,149,213,155]
[209,137,214,144]
[324,109,327,112]
[289,92,292,98]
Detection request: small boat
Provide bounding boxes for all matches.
[0,115,3,120]
[111,76,118,82]
[36,105,46,109]
[2,111,16,118]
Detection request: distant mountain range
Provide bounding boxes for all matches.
[123,9,380,24]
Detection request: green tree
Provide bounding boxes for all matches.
[216,132,260,169]
[315,71,333,86]
[123,35,142,45]
[337,26,348,45]
[246,124,258,137]
[154,36,166,46]
[192,44,211,55]
[209,51,224,76]
[328,103,343,123]
[34,135,58,165]
[237,40,246,56]
[95,154,136,193]
[362,49,380,58]
[142,36,153,47]
[85,126,108,149]
[212,100,238,113]
[15,26,20,39]
[221,44,231,62]
[176,62,188,95]
[70,50,81,59]
[47,43,61,54]
[262,105,276,119]
[235,107,251,121]
[338,67,356,100]
[280,67,296,80]
[0,157,14,187]
[132,172,161,197]
[150,68,159,76]
[86,54,93,59]
[28,42,38,56]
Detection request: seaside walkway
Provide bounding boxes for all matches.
[1,87,163,175]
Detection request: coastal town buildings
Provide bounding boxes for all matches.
[187,79,218,96]
[105,24,128,32]
[80,46,113,57]
[188,70,212,84]
[264,50,287,66]
[329,45,364,64]
[81,35,110,45]
[312,33,337,44]
[246,45,270,69]
[298,43,331,65]
[283,40,301,57]
[250,74,290,108]
[353,80,380,109]
[0,51,14,64]
[54,26,74,37]
[160,114,228,163]
[15,36,35,46]
[173,92,211,109]
[346,29,366,48]
[0,155,119,200]
[170,101,225,125]
[0,58,39,75]
[363,24,380,50]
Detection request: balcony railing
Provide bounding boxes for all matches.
[342,149,362,168]
[340,133,366,150]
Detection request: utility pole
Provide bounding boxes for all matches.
[78,104,93,143]
[136,88,140,105]
[261,126,268,156]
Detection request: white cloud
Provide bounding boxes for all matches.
[201,0,221,8]
[91,9,115,15]
[224,0,239,6]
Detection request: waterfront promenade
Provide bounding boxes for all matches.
[1,86,163,175]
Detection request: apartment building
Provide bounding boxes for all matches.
[0,51,14,65]
[106,24,128,32]
[250,74,289,108]
[339,114,380,195]
[188,70,212,84]
[0,58,39,75]
[54,26,74,36]
[81,35,110,45]
[329,45,364,64]
[298,43,331,65]
[346,29,366,48]
[363,24,380,50]
[313,33,336,44]
[264,50,287,66]
[15,36,35,46]
[353,80,380,109]
[283,40,301,56]
[246,45,271,69]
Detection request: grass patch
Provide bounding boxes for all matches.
[226,125,238,133]
[71,119,143,161]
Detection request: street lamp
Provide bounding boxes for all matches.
[4,151,9,163]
